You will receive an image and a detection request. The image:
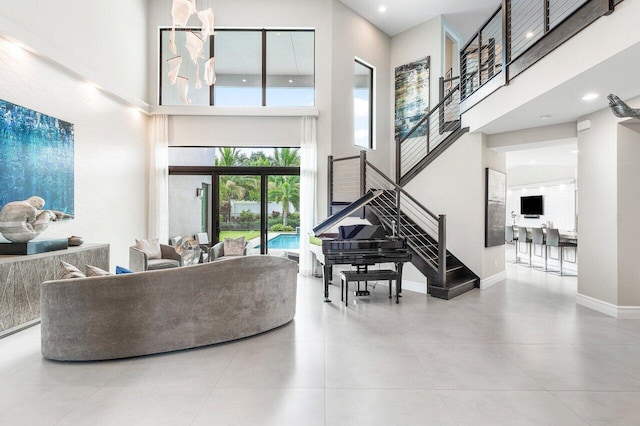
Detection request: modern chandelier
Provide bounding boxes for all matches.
[167,0,216,104]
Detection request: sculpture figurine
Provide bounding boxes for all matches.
[608,94,640,119]
[0,196,71,243]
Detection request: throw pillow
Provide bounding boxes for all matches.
[59,260,86,279]
[135,238,161,260]
[85,264,112,277]
[116,266,133,275]
[223,236,245,256]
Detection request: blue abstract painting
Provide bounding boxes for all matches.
[0,99,74,216]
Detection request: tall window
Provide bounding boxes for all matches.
[266,31,315,106]
[214,30,263,106]
[160,28,315,106]
[354,59,374,149]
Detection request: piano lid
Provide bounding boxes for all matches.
[312,190,383,237]
[338,224,385,240]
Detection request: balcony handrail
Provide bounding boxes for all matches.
[398,83,460,145]
[461,5,502,53]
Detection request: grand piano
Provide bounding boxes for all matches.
[316,224,411,303]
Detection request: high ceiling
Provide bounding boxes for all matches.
[339,0,500,40]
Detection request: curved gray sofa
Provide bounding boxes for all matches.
[41,255,297,361]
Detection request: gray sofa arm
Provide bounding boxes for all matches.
[129,246,148,272]
[160,244,181,263]
[210,242,224,261]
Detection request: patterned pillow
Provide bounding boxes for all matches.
[59,261,86,279]
[223,236,246,256]
[85,264,112,277]
[135,238,161,260]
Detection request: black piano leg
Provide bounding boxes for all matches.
[396,263,404,298]
[323,264,332,303]
[388,280,392,299]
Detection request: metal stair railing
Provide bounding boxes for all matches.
[396,83,461,183]
[364,160,446,286]
[327,151,448,286]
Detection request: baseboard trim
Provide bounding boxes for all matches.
[576,293,640,318]
[480,271,506,289]
[374,279,427,294]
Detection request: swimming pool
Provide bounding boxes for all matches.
[260,234,300,250]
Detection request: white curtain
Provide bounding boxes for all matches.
[148,115,169,242]
[299,116,317,276]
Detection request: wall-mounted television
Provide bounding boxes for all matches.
[521,195,543,217]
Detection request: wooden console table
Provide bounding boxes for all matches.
[0,243,109,337]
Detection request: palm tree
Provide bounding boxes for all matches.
[273,148,300,167]
[215,147,242,166]
[220,178,246,223]
[268,175,300,227]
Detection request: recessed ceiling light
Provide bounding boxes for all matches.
[582,93,599,101]
[526,31,534,38]
[378,5,387,13]
[242,79,247,83]
[288,79,293,83]
[540,114,551,120]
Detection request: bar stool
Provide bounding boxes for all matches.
[545,228,577,276]
[518,227,533,266]
[505,225,519,263]
[531,228,546,270]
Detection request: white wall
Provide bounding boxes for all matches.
[0,38,149,271]
[487,122,577,151]
[403,132,506,280]
[507,165,575,187]
[330,0,392,174]
[391,16,444,114]
[616,123,640,306]
[0,0,148,103]
[577,107,619,306]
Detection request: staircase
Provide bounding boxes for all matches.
[365,189,479,299]
[323,154,479,300]
[397,78,468,186]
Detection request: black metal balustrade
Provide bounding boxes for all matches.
[326,152,480,298]
[460,0,621,111]
[396,83,463,184]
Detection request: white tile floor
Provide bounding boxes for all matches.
[2,263,640,425]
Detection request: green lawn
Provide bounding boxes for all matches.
[219,230,260,241]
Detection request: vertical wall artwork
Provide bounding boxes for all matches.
[394,56,430,141]
[0,99,74,216]
[485,168,506,247]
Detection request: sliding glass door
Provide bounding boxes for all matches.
[169,147,300,256]
[218,174,261,255]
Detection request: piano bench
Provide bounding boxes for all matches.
[340,269,401,306]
